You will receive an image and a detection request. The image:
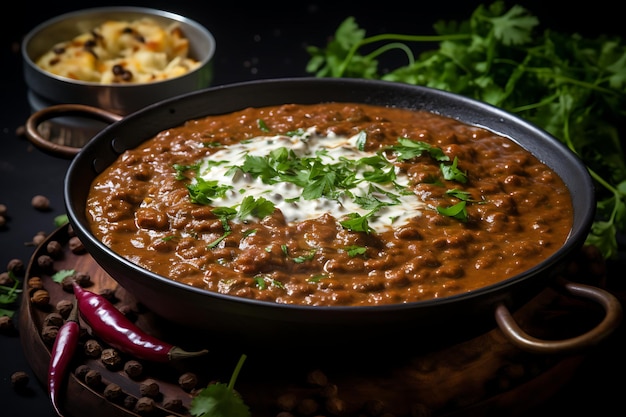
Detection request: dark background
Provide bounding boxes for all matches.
[2,1,624,416]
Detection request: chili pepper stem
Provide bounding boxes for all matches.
[168,346,209,360]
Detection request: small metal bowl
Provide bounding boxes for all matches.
[22,6,216,116]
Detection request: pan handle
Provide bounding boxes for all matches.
[25,104,123,159]
[495,280,623,354]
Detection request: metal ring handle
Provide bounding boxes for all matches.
[495,280,623,354]
[25,104,122,159]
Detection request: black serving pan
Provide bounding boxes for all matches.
[52,78,621,353]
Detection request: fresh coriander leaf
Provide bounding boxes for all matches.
[255,275,285,290]
[191,376,250,417]
[257,119,270,132]
[291,249,317,263]
[488,4,539,46]
[286,128,308,137]
[207,214,234,248]
[242,229,257,238]
[345,245,367,257]
[212,207,237,221]
[437,201,468,222]
[355,131,367,151]
[302,170,337,200]
[440,157,468,183]
[307,274,327,283]
[445,188,480,202]
[203,141,223,148]
[254,276,267,290]
[390,138,449,162]
[446,189,471,200]
[237,196,275,220]
[340,212,374,233]
[54,214,69,227]
[173,162,200,180]
[51,269,76,283]
[585,220,618,260]
[0,293,18,306]
[207,231,231,249]
[190,354,250,417]
[0,279,22,307]
[187,178,233,204]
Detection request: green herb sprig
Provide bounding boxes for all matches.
[190,354,250,417]
[0,273,22,317]
[306,1,626,259]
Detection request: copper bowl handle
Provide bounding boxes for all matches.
[495,280,623,354]
[25,104,123,159]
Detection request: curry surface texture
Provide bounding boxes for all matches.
[86,103,573,306]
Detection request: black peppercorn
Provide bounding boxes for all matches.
[101,348,123,370]
[124,360,143,379]
[11,371,29,389]
[139,379,160,398]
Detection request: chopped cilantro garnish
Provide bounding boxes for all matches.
[187,178,233,204]
[437,201,468,222]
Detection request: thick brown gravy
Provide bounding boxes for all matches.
[86,103,573,306]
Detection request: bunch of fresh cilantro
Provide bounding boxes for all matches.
[306,1,626,260]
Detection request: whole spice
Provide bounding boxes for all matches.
[74,364,90,381]
[46,241,63,258]
[123,395,138,411]
[68,236,86,254]
[27,276,44,289]
[101,347,123,370]
[84,369,102,389]
[48,298,80,417]
[6,258,24,276]
[124,360,144,379]
[41,325,59,345]
[0,271,14,286]
[31,194,51,211]
[11,371,30,389]
[29,231,48,246]
[71,281,208,362]
[37,254,55,273]
[139,378,160,398]
[163,397,184,412]
[134,397,155,415]
[103,383,124,403]
[56,299,73,318]
[31,289,51,307]
[178,372,199,391]
[84,339,102,358]
[44,312,64,328]
[0,315,15,333]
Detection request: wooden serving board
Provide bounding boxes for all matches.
[20,224,599,417]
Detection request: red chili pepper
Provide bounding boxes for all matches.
[48,298,79,417]
[71,281,208,362]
